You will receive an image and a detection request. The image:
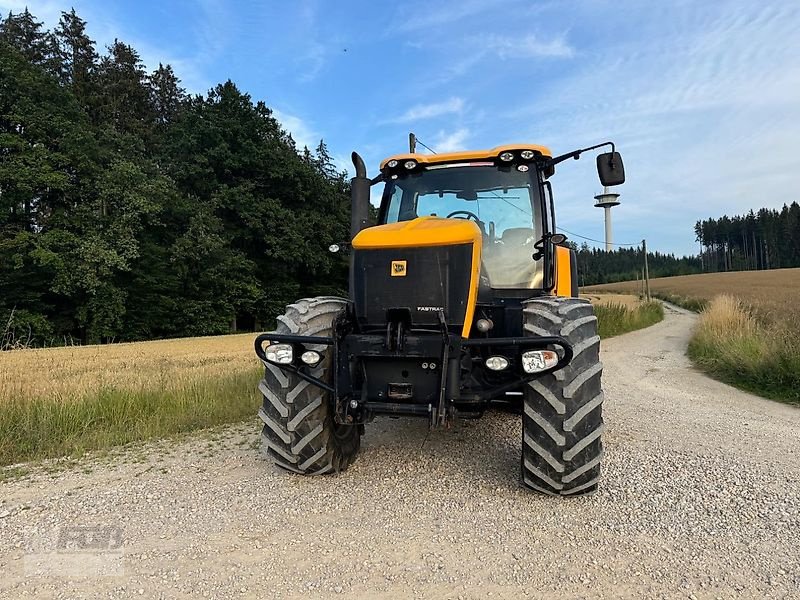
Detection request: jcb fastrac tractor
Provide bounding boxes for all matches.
[255,141,625,496]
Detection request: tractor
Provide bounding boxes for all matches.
[254,141,625,496]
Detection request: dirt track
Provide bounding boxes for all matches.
[1,304,799,599]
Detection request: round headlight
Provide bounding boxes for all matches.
[404,160,417,170]
[485,356,509,371]
[300,350,321,366]
[387,159,398,168]
[499,151,514,162]
[520,150,536,160]
[517,164,529,172]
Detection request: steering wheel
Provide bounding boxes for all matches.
[445,210,481,222]
[445,210,486,237]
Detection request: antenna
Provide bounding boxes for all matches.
[409,132,416,153]
[594,187,621,251]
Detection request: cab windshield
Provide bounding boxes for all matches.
[381,165,544,289]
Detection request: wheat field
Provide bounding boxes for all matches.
[583,267,800,319]
[0,333,263,466]
[0,333,259,404]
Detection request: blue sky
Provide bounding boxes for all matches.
[7,0,800,255]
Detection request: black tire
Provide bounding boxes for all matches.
[521,297,603,496]
[258,296,361,474]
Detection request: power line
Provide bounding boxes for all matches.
[557,226,639,248]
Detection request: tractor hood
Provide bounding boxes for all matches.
[351,217,483,338]
[352,216,482,249]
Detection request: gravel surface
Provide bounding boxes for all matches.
[1,303,799,599]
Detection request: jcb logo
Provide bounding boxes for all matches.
[391,260,407,277]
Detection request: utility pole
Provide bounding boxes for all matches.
[642,239,651,301]
[409,132,416,153]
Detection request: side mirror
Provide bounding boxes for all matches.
[597,152,625,186]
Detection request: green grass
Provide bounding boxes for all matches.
[0,368,262,466]
[594,301,664,339]
[687,296,800,404]
[651,292,709,312]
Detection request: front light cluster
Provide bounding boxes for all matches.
[386,159,417,171]
[521,350,559,374]
[264,344,322,366]
[497,149,539,168]
[265,343,293,364]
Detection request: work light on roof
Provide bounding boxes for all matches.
[520,150,536,160]
[387,159,398,168]
[499,151,514,162]
[404,160,417,170]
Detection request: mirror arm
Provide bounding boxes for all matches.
[546,141,615,168]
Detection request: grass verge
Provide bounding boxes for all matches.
[0,368,262,466]
[594,300,664,339]
[687,295,799,404]
[651,292,708,312]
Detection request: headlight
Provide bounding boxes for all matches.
[300,350,321,366]
[485,356,509,371]
[499,151,514,162]
[517,164,529,172]
[404,160,417,170]
[520,150,536,159]
[265,343,293,364]
[521,350,558,374]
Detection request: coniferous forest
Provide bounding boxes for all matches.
[694,206,800,272]
[1,9,350,346]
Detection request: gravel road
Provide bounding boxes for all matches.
[1,303,799,599]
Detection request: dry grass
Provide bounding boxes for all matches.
[0,333,263,465]
[583,267,800,322]
[689,295,799,403]
[0,333,258,404]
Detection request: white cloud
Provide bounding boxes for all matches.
[388,97,465,124]
[432,128,470,152]
[391,0,502,33]
[271,108,318,151]
[484,33,575,59]
[508,0,800,255]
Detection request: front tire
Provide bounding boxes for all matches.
[258,296,361,474]
[521,297,604,496]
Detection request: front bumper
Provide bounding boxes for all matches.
[255,331,572,426]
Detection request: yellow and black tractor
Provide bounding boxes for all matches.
[255,141,625,496]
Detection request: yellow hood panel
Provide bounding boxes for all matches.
[352,217,482,249]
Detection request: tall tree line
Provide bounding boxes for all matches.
[571,244,702,287]
[1,9,350,346]
[694,204,800,272]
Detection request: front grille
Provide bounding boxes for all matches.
[352,244,474,331]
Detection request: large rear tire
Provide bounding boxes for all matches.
[521,297,604,496]
[258,296,361,474]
